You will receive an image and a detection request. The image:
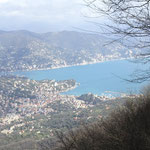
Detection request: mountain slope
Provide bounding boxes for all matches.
[0,30,140,71]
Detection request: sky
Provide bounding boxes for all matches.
[0,0,102,33]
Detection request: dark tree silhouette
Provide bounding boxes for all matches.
[53,93,150,150]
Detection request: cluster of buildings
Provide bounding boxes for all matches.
[0,77,78,117]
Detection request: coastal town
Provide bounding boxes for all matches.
[0,76,126,125]
[0,75,134,148]
[0,76,78,116]
[0,30,139,72]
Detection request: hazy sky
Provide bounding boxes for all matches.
[0,0,102,32]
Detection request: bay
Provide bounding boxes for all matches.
[14,60,149,96]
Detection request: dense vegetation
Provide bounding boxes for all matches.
[53,93,150,150]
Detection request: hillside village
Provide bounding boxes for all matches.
[0,76,121,121]
[0,31,139,72]
[0,76,133,149]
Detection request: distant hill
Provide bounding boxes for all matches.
[0,30,140,71]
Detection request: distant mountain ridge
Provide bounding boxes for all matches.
[0,30,140,71]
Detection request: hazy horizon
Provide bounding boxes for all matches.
[0,0,104,33]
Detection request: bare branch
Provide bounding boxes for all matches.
[84,0,150,82]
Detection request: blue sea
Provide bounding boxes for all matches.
[14,60,149,96]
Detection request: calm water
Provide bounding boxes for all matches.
[14,60,149,96]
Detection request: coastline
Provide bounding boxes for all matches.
[4,57,144,98]
[12,57,133,73]
[60,82,80,95]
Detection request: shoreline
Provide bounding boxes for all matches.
[2,57,143,98]
[11,57,133,73]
